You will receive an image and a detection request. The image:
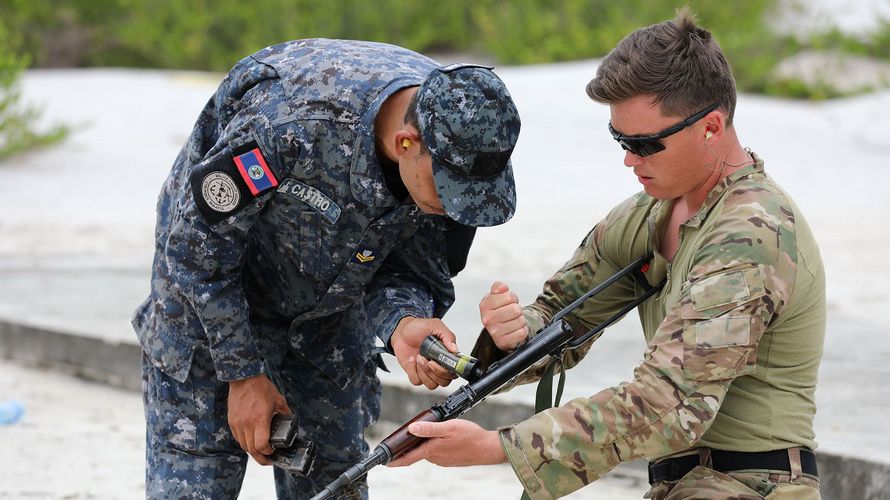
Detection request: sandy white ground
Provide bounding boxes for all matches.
[0,362,646,499]
[3,62,889,329]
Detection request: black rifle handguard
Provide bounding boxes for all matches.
[309,254,663,500]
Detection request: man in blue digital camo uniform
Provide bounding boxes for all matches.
[132,38,521,499]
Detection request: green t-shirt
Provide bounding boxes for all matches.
[500,153,826,499]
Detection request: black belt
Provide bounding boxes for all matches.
[648,448,818,484]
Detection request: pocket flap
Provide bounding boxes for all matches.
[136,320,197,383]
[684,266,765,319]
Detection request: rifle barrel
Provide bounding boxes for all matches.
[309,253,660,499]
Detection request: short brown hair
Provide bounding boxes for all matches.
[586,7,737,125]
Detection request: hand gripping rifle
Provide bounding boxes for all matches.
[309,254,664,500]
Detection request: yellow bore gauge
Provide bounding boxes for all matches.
[420,336,483,382]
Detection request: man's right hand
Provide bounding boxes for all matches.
[227,374,292,466]
[479,281,528,352]
[391,317,458,390]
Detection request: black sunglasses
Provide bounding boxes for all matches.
[608,102,720,157]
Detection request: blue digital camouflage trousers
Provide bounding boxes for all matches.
[142,346,381,499]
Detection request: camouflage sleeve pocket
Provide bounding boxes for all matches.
[681,317,755,381]
[679,266,764,382]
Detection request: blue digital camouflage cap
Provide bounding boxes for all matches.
[415,64,520,227]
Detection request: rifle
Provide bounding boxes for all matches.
[309,254,663,500]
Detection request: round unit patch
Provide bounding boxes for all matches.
[201,172,240,212]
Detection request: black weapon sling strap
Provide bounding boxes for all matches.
[533,252,665,415]
[521,253,665,500]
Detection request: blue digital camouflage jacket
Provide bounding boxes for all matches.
[133,39,462,390]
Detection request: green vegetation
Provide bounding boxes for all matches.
[0,15,68,160]
[4,1,790,75]
[805,17,890,61]
[4,0,888,160]
[2,0,890,100]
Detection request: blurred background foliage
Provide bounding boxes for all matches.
[1,0,889,159]
[3,0,890,95]
[0,11,68,159]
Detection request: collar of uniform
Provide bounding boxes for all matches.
[684,151,765,229]
[349,77,425,208]
[648,197,672,259]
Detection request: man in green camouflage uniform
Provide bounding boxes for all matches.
[390,8,824,500]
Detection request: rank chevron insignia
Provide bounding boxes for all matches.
[355,249,376,263]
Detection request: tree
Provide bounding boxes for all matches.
[0,21,68,161]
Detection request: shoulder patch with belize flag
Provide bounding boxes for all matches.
[190,141,279,224]
[234,146,278,195]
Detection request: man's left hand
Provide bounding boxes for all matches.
[386,419,506,467]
